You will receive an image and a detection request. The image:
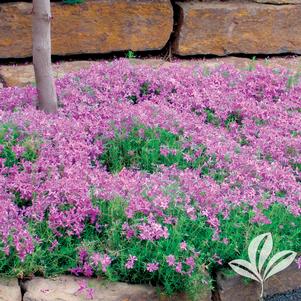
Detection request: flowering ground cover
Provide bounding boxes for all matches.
[0,59,300,297]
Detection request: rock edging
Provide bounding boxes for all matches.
[173,1,301,56]
[0,260,300,301]
[21,276,212,301]
[216,259,301,301]
[2,1,301,58]
[0,0,173,58]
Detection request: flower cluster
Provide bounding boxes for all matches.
[0,59,299,285]
[71,248,112,276]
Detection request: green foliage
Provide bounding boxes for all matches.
[80,85,95,97]
[99,125,214,174]
[202,109,244,130]
[204,108,220,127]
[211,204,301,272]
[63,0,85,4]
[225,112,243,128]
[287,72,301,90]
[0,123,40,168]
[202,66,211,77]
[292,162,301,172]
[94,197,213,297]
[246,56,257,71]
[126,81,161,104]
[125,50,136,59]
[1,201,299,298]
[0,124,300,297]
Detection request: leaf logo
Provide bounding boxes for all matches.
[229,232,297,300]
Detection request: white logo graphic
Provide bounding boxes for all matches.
[229,232,297,300]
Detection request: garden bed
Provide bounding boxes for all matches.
[0,59,300,299]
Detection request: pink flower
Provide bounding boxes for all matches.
[86,288,95,300]
[160,147,170,157]
[82,262,93,277]
[0,60,300,264]
[49,240,58,251]
[170,149,177,155]
[222,238,229,245]
[184,204,197,220]
[138,128,145,138]
[166,255,176,267]
[91,252,102,266]
[11,145,25,157]
[79,248,88,263]
[183,153,192,162]
[146,262,159,272]
[180,241,187,251]
[125,255,137,269]
[213,254,223,265]
[185,256,195,268]
[175,262,182,273]
[122,223,135,239]
[137,222,169,241]
[70,267,83,276]
[75,280,94,300]
[100,254,112,272]
[75,280,88,295]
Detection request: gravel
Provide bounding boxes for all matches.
[265,288,301,301]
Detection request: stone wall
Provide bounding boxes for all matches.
[173,1,301,56]
[0,0,173,58]
[0,258,301,300]
[0,0,301,58]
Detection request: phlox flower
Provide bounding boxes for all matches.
[125,255,137,269]
[175,262,182,273]
[146,262,159,272]
[100,254,112,272]
[180,241,187,251]
[166,255,176,267]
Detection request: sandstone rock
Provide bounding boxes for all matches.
[173,2,301,56]
[216,272,260,301]
[216,260,301,301]
[0,278,21,301]
[22,276,211,301]
[0,0,173,58]
[23,276,158,301]
[0,61,93,87]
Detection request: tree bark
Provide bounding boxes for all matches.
[32,0,58,113]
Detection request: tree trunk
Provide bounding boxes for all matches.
[32,0,58,113]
